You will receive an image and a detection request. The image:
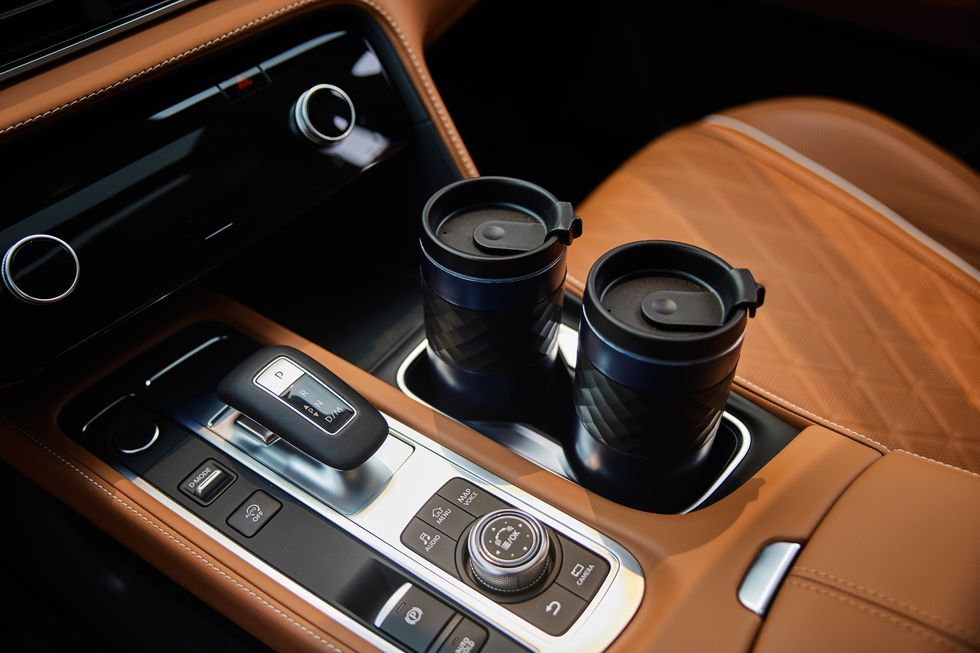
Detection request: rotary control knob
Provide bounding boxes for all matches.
[467,509,550,593]
[292,83,356,145]
[2,234,79,304]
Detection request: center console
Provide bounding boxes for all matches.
[60,325,643,652]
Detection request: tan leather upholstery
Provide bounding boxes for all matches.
[0,290,881,653]
[568,102,980,473]
[726,98,980,268]
[754,451,980,653]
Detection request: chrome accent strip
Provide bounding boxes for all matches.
[81,394,135,433]
[204,222,234,241]
[145,335,226,386]
[2,234,80,304]
[374,582,412,628]
[679,413,751,514]
[396,329,752,515]
[705,114,980,282]
[738,541,801,616]
[0,0,202,84]
[127,476,403,653]
[117,423,160,454]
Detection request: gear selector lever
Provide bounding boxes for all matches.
[218,346,388,470]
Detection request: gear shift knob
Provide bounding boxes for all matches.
[218,346,388,470]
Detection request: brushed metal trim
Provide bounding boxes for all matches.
[738,541,801,616]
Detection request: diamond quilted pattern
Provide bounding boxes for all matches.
[422,283,561,373]
[573,354,731,458]
[568,121,980,472]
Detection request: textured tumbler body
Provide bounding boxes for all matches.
[572,352,733,460]
[423,280,563,419]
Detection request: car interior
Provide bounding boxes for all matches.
[1,1,978,652]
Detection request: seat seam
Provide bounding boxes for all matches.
[892,450,980,479]
[704,114,980,289]
[734,376,889,452]
[795,567,980,642]
[786,578,973,652]
[1,415,348,653]
[0,0,478,177]
[701,116,980,299]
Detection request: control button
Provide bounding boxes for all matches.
[436,618,487,653]
[254,357,304,395]
[293,83,356,145]
[217,66,270,102]
[2,234,79,305]
[555,537,610,601]
[280,374,355,435]
[227,490,282,537]
[110,414,160,455]
[437,478,509,517]
[401,518,459,576]
[419,494,476,540]
[507,582,586,637]
[180,459,236,505]
[467,509,550,594]
[375,582,455,653]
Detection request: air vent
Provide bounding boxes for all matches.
[0,0,199,84]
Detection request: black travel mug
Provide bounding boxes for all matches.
[420,177,582,420]
[571,241,765,512]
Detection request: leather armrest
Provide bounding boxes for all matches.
[754,451,980,653]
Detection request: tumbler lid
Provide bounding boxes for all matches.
[422,177,582,279]
[584,241,765,360]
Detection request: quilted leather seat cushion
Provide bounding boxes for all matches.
[566,101,980,472]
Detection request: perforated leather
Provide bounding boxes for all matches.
[567,108,980,472]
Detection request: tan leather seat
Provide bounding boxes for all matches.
[566,97,980,473]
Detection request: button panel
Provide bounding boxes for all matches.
[402,518,461,576]
[437,477,508,517]
[419,494,475,540]
[555,536,610,601]
[401,478,611,636]
[179,459,236,505]
[506,582,586,636]
[227,490,282,537]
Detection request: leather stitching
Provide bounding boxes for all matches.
[892,450,980,479]
[703,122,980,299]
[1,416,347,653]
[786,578,973,652]
[0,0,478,177]
[795,567,980,642]
[734,376,889,451]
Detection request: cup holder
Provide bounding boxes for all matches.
[396,324,751,514]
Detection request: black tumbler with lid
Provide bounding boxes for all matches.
[571,240,765,512]
[420,177,582,420]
